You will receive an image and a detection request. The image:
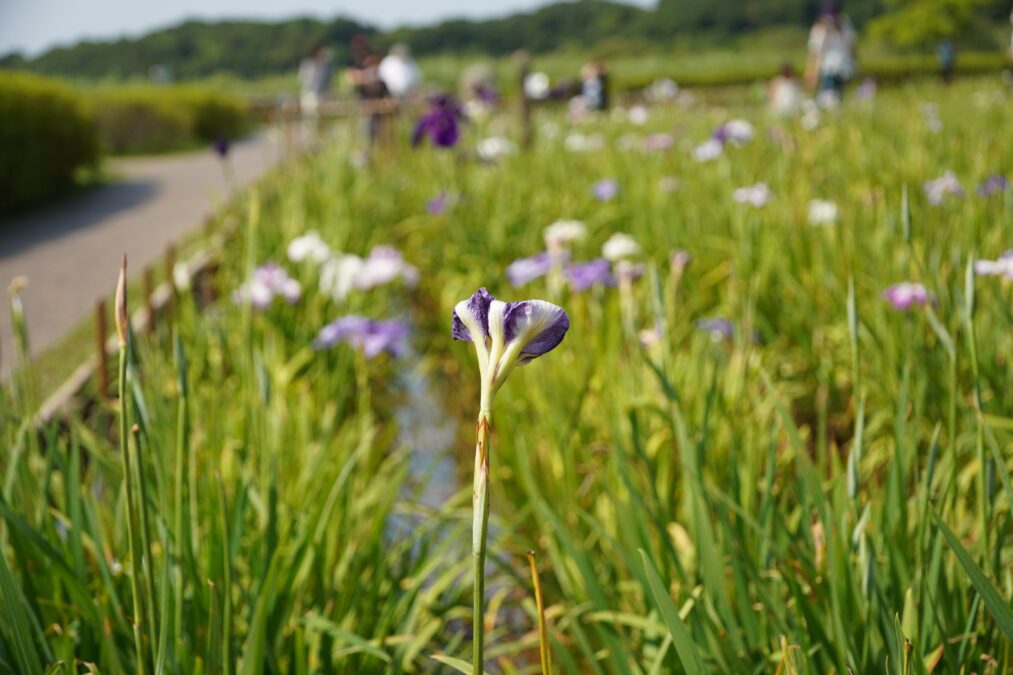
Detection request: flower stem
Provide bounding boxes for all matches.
[472,409,492,673]
[119,344,148,675]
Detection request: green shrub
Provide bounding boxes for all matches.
[0,71,99,215]
[87,85,249,155]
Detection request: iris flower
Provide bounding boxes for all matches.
[882,282,932,311]
[713,119,754,145]
[287,230,331,263]
[452,288,569,670]
[923,171,963,205]
[567,258,615,291]
[697,317,734,342]
[602,233,641,261]
[412,94,463,148]
[233,263,301,309]
[313,315,409,358]
[733,182,772,207]
[977,175,1009,198]
[808,199,839,225]
[593,179,619,201]
[974,251,1013,279]
[506,252,554,287]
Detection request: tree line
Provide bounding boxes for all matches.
[1,0,1008,81]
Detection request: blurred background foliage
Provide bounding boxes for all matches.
[1,0,1010,82]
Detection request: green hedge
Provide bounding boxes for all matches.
[88,85,250,155]
[0,71,99,215]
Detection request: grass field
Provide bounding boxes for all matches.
[1,75,1011,674]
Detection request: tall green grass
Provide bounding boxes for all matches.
[1,76,1011,673]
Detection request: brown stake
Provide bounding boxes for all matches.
[95,299,109,400]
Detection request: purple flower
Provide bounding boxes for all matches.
[453,288,570,396]
[233,263,301,309]
[923,171,963,205]
[670,249,692,274]
[212,138,230,158]
[855,78,877,101]
[977,175,1009,197]
[592,179,619,201]
[412,94,463,148]
[567,258,615,291]
[974,250,1013,279]
[882,282,932,311]
[506,252,553,287]
[696,317,734,342]
[427,191,452,215]
[314,315,410,358]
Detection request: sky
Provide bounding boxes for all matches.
[0,0,654,56]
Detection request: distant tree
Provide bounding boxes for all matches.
[869,0,991,46]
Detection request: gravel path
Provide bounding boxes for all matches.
[0,132,286,375]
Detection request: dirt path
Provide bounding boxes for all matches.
[0,132,287,376]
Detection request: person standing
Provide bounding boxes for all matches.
[378,43,422,100]
[937,39,956,83]
[298,44,334,117]
[805,2,856,105]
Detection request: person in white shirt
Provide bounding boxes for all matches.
[768,64,803,116]
[378,43,421,99]
[805,2,856,105]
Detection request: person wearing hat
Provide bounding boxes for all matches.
[805,2,856,105]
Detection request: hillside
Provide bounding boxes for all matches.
[1,0,1008,81]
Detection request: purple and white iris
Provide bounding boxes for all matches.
[696,317,734,342]
[713,119,754,146]
[233,263,301,309]
[319,246,418,301]
[975,251,1013,279]
[506,252,554,287]
[314,315,410,358]
[882,282,932,311]
[923,171,963,205]
[452,288,569,407]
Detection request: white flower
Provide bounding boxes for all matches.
[320,254,363,302]
[288,230,331,263]
[477,136,516,162]
[693,138,723,162]
[354,246,419,290]
[602,233,641,261]
[808,199,839,225]
[628,104,649,125]
[173,262,191,292]
[524,72,550,100]
[721,119,754,144]
[975,251,1013,279]
[733,182,772,207]
[644,78,678,102]
[564,132,605,152]
[543,220,587,250]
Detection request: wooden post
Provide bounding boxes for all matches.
[95,299,109,400]
[516,50,532,149]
